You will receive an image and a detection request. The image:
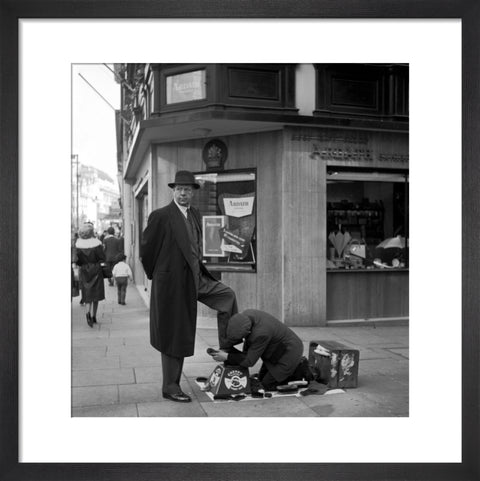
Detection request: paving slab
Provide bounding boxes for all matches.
[199,395,318,417]
[72,355,121,371]
[72,385,119,407]
[359,358,409,376]
[72,403,139,417]
[304,392,387,417]
[119,352,163,368]
[134,366,163,384]
[138,401,207,417]
[106,345,155,357]
[73,337,125,348]
[385,347,409,359]
[72,368,135,387]
[119,382,165,404]
[108,329,149,339]
[106,319,149,330]
[72,330,109,340]
[359,347,402,360]
[72,346,107,356]
[123,337,153,347]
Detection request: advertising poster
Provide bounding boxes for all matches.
[218,192,256,261]
[202,215,228,257]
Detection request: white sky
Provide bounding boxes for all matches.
[72,63,120,181]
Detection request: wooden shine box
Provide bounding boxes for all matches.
[308,341,360,388]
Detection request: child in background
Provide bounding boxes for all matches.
[112,255,133,305]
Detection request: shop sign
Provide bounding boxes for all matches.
[291,132,409,168]
[166,69,206,104]
[223,196,255,217]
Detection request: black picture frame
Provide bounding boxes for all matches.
[1,1,478,480]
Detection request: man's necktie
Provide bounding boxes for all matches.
[186,209,195,230]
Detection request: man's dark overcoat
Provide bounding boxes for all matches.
[140,201,216,357]
[226,309,304,382]
[103,235,123,262]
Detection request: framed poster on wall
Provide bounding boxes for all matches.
[193,169,256,272]
[202,215,228,257]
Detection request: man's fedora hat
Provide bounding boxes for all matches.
[168,170,200,189]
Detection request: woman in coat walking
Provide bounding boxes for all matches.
[75,223,105,327]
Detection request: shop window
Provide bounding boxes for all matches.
[326,170,408,270]
[314,64,409,119]
[228,67,280,100]
[192,169,256,272]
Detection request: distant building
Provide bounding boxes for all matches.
[71,161,121,234]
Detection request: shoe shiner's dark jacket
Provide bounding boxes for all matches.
[140,201,217,357]
[224,309,303,383]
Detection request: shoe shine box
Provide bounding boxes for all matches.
[308,341,359,388]
[207,364,250,396]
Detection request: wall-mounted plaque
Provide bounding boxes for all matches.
[202,139,228,170]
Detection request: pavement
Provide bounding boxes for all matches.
[72,281,409,417]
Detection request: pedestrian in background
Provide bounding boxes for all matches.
[103,226,122,286]
[140,170,238,403]
[117,228,125,255]
[71,233,80,300]
[75,223,105,327]
[112,255,133,305]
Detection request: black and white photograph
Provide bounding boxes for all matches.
[71,62,410,418]
[3,9,478,481]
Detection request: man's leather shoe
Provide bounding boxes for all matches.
[162,392,191,403]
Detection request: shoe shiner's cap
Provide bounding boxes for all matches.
[225,312,252,348]
[168,170,200,189]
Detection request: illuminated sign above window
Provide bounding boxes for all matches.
[166,69,206,104]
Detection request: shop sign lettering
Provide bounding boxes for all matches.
[318,147,373,162]
[223,196,255,217]
[166,70,206,104]
[317,148,408,163]
[291,134,408,165]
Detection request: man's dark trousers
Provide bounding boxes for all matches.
[161,272,237,395]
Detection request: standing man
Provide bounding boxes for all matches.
[140,170,238,403]
[103,226,122,286]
